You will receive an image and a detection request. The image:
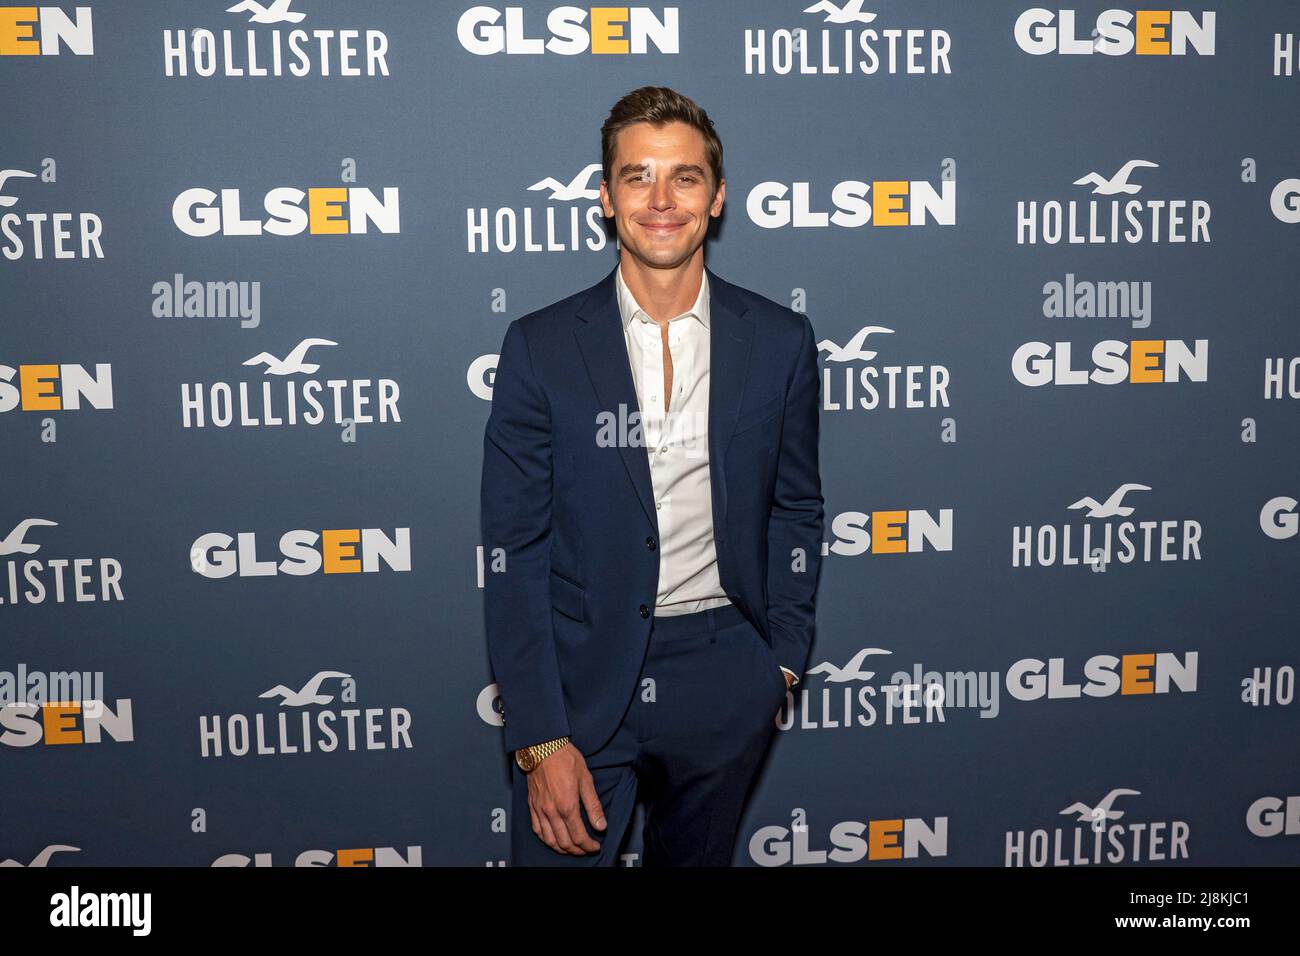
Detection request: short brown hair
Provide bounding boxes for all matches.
[601,86,724,196]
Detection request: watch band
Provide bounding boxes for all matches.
[515,735,570,772]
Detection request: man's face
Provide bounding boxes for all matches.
[600,120,725,270]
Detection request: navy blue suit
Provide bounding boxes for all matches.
[481,263,824,864]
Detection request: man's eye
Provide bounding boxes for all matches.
[622,174,696,184]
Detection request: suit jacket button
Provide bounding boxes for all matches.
[645,536,656,551]
[639,604,650,618]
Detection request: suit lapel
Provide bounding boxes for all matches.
[705,266,754,528]
[574,263,753,532]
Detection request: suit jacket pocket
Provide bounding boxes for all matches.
[549,569,586,623]
[754,632,788,696]
[732,393,782,436]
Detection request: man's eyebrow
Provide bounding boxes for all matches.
[617,162,708,178]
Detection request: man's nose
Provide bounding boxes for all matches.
[649,175,674,209]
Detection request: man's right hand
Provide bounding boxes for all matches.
[525,744,607,854]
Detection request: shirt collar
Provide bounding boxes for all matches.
[615,263,710,331]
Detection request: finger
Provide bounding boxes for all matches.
[564,805,601,853]
[579,774,608,831]
[546,809,582,855]
[530,803,554,850]
[537,813,565,854]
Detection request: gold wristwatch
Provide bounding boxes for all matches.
[514,736,570,772]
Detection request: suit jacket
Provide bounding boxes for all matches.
[481,262,824,756]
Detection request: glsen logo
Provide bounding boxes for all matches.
[180,338,401,429]
[1260,496,1297,540]
[1013,483,1202,568]
[199,670,414,757]
[0,697,134,747]
[1246,795,1300,837]
[173,185,400,237]
[163,0,390,77]
[822,508,954,556]
[0,844,79,866]
[1014,9,1215,55]
[1015,273,1205,387]
[1006,652,1198,701]
[0,361,112,411]
[457,6,678,55]
[1012,338,1208,386]
[817,326,951,411]
[1018,159,1210,244]
[0,519,124,606]
[468,163,608,253]
[0,668,116,745]
[750,810,948,865]
[190,526,411,578]
[1006,789,1190,866]
[212,844,422,866]
[748,176,955,229]
[744,2,953,76]
[1270,178,1300,223]
[1,161,105,260]
[0,6,93,55]
[49,886,151,936]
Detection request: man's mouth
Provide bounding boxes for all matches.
[641,221,686,233]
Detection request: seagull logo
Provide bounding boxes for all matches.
[242,338,338,375]
[0,518,57,556]
[1073,160,1159,196]
[259,671,352,707]
[1067,483,1151,519]
[803,0,878,24]
[0,169,36,208]
[527,163,603,201]
[1059,788,1141,823]
[817,326,894,362]
[226,0,306,24]
[0,845,80,867]
[805,648,892,683]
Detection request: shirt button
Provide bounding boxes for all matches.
[655,501,662,511]
[639,604,650,619]
[646,536,656,551]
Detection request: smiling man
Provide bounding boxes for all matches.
[481,86,824,866]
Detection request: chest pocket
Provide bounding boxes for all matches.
[549,569,586,623]
[731,392,782,437]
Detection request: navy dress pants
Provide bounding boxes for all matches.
[510,603,789,866]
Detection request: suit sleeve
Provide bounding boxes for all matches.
[764,312,825,683]
[481,319,571,754]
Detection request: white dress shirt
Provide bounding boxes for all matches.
[615,264,798,686]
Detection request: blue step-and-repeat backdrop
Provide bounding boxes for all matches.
[2,0,1298,866]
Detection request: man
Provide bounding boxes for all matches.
[481,86,823,866]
